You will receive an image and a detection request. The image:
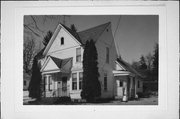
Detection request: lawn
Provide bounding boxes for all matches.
[24,94,158,105]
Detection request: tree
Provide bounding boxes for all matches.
[152,43,158,81]
[43,31,53,46]
[146,53,153,71]
[139,55,147,70]
[28,31,52,100]
[70,24,77,32]
[28,56,42,100]
[23,38,35,74]
[81,39,101,102]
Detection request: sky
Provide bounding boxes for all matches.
[24,15,158,63]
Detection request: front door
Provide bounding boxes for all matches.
[117,80,123,98]
[62,77,67,97]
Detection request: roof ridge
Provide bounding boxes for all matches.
[77,22,111,33]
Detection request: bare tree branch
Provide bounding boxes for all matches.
[24,24,41,38]
[30,16,45,34]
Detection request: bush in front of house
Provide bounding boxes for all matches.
[137,92,151,98]
[53,97,72,104]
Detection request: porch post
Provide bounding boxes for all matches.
[134,77,136,97]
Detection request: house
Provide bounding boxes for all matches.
[39,22,143,101]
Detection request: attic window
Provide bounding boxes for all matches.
[106,29,108,32]
[61,37,64,45]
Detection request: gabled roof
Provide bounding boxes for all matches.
[50,56,72,69]
[116,58,143,78]
[43,22,111,55]
[77,22,111,44]
[61,24,83,44]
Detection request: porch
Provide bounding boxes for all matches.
[113,70,136,100]
[40,56,73,98]
[42,72,70,98]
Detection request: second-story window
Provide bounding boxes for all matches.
[106,47,109,63]
[76,48,81,62]
[61,37,64,45]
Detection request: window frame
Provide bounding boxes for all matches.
[72,73,77,90]
[49,75,52,91]
[76,47,81,62]
[61,37,64,45]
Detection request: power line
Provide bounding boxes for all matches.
[101,16,122,70]
[113,16,122,57]
[113,16,121,38]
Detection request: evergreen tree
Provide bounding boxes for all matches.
[139,55,147,70]
[152,43,158,81]
[81,39,101,102]
[43,31,53,46]
[28,56,42,100]
[28,31,52,100]
[70,24,77,32]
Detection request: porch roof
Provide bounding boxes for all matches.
[115,58,144,78]
[40,56,72,73]
[50,56,72,69]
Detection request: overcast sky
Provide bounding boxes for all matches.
[24,15,158,63]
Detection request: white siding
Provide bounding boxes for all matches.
[47,27,80,55]
[42,58,59,72]
[95,25,118,98]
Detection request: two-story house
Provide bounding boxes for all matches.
[39,22,143,100]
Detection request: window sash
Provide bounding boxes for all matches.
[76,48,81,55]
[61,37,64,45]
[76,48,81,62]
[76,55,81,62]
[72,73,77,90]
[49,76,52,85]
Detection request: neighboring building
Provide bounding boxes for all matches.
[39,22,143,100]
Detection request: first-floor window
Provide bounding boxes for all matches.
[72,73,77,90]
[79,72,83,90]
[104,73,107,91]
